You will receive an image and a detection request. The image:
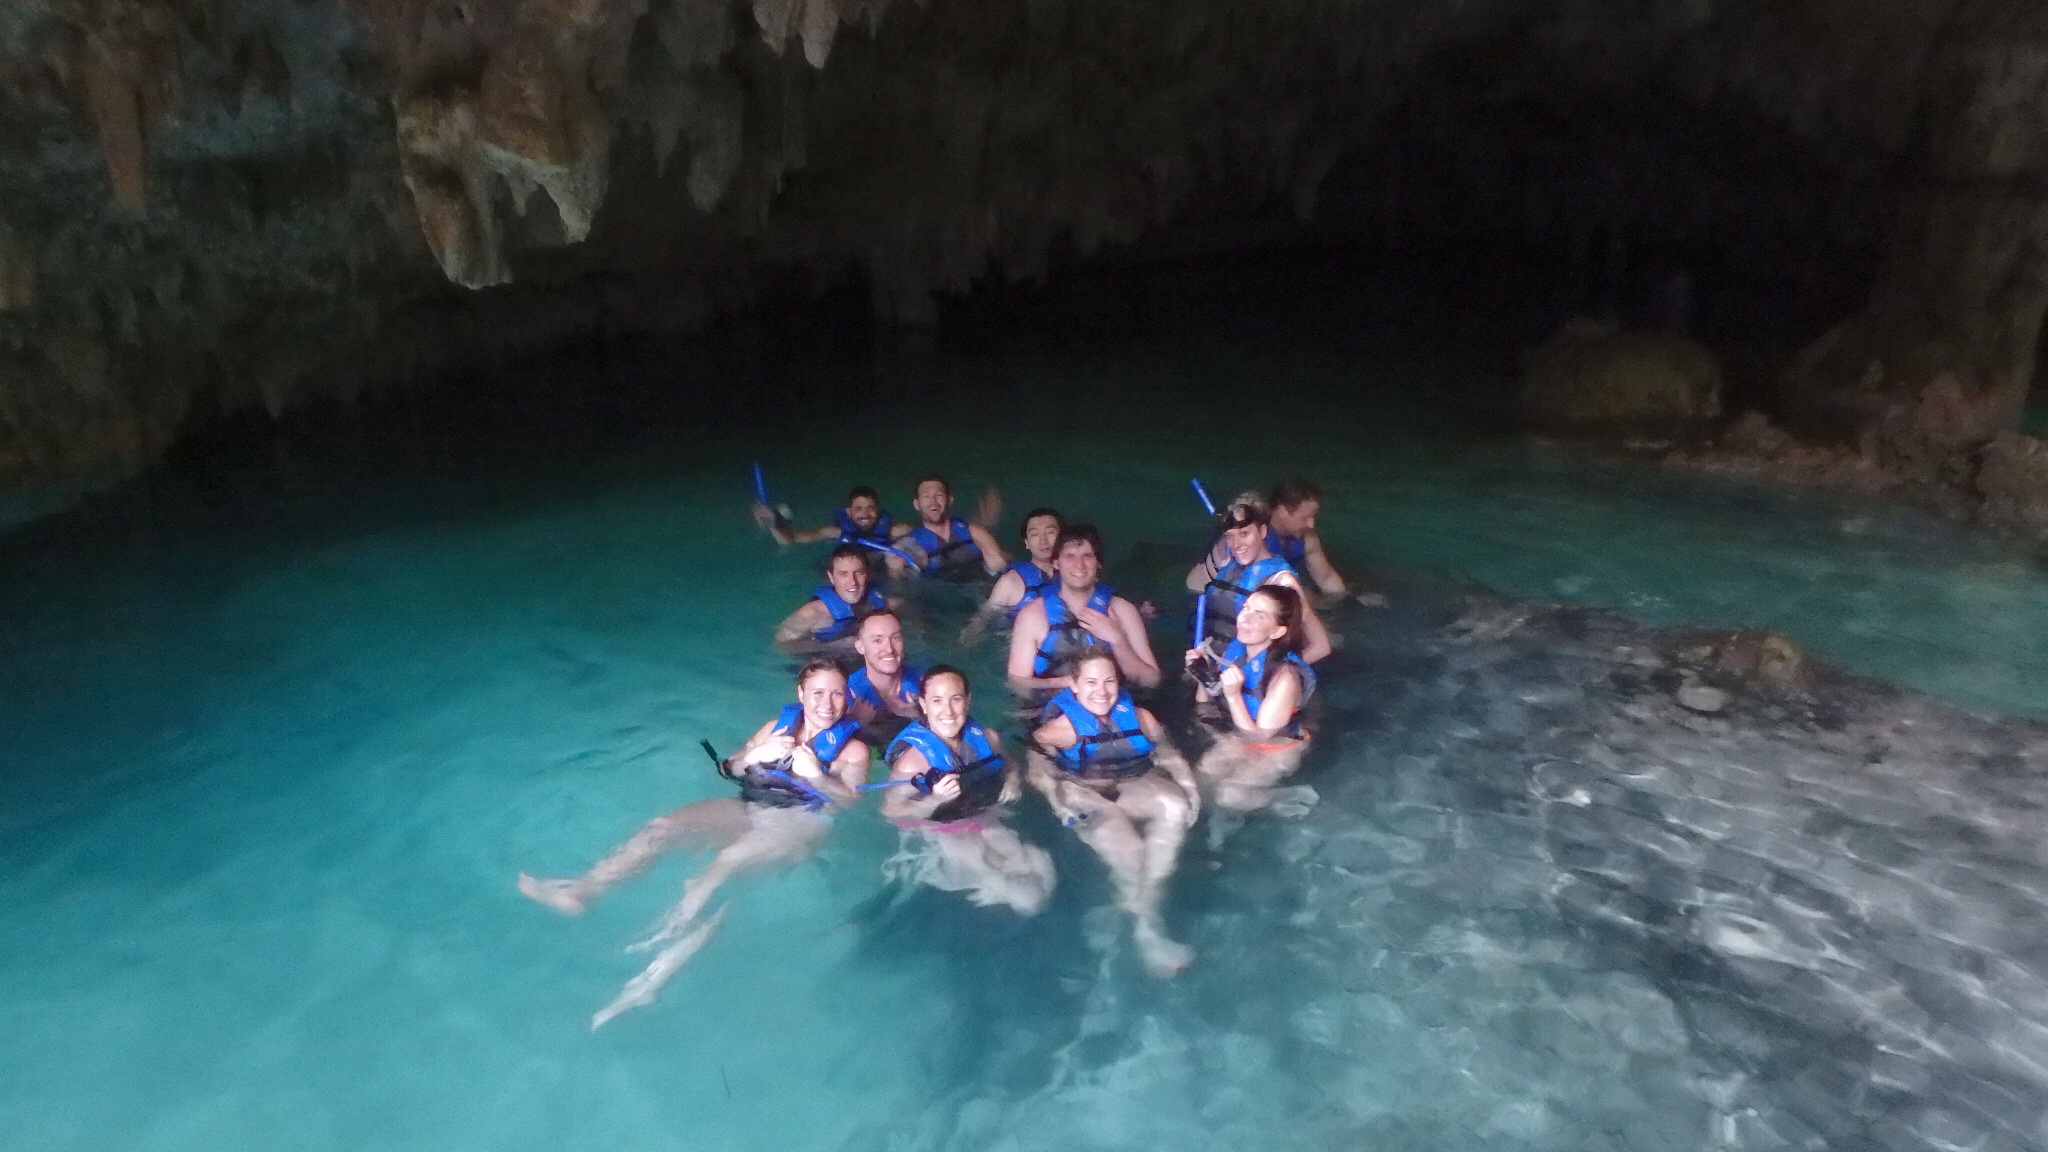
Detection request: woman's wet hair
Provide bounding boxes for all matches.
[1071,648,1120,682]
[796,657,847,688]
[847,485,880,505]
[825,543,868,572]
[921,663,970,696]
[1269,478,1322,510]
[914,473,952,497]
[1019,507,1064,543]
[1054,523,1104,561]
[1245,585,1305,694]
[1217,499,1269,531]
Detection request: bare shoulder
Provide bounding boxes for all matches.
[889,743,930,778]
[1032,712,1077,747]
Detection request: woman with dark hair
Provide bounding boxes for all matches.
[1184,497,1331,663]
[518,659,867,1028]
[878,666,1055,914]
[1185,585,1318,822]
[1028,650,1200,977]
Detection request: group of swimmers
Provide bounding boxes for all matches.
[519,474,1351,1029]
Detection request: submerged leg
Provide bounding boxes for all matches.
[630,808,828,952]
[590,906,728,1030]
[884,825,1053,915]
[1074,808,1149,918]
[1127,778,1195,977]
[519,798,749,915]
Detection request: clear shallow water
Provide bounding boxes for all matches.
[4,344,2048,1151]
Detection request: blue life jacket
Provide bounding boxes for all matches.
[886,718,1007,821]
[1220,639,1316,738]
[1201,556,1295,642]
[835,507,895,546]
[849,664,923,741]
[737,704,862,809]
[1041,688,1156,779]
[909,518,983,578]
[1003,560,1056,620]
[1033,584,1117,677]
[1265,527,1308,567]
[809,582,887,642]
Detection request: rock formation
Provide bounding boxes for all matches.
[0,0,2043,484]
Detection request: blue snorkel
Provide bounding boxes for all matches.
[1191,478,1218,517]
[1188,477,1227,690]
[856,538,923,572]
[752,463,793,531]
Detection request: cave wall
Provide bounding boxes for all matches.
[0,0,2034,483]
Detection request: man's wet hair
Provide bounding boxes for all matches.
[1019,507,1064,543]
[847,485,881,505]
[1269,478,1323,510]
[853,605,901,633]
[826,543,868,572]
[1055,523,1105,562]
[913,474,952,497]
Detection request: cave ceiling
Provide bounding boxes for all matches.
[0,0,2036,480]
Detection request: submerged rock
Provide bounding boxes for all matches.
[1207,589,2048,1152]
[1674,680,1729,714]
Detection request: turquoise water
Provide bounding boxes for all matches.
[5,340,2048,1151]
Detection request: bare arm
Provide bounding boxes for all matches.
[1300,531,1348,597]
[1107,598,1161,687]
[879,746,955,822]
[731,717,788,763]
[1007,601,1064,694]
[984,568,1026,612]
[787,745,856,805]
[829,738,872,790]
[968,523,1009,573]
[1184,540,1225,593]
[772,600,830,646]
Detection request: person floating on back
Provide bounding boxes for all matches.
[518,659,868,1029]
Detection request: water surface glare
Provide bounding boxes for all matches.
[4,367,2048,1151]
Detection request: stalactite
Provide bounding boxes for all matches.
[76,29,149,212]
[0,220,34,312]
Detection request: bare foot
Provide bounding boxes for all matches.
[1268,785,1320,819]
[591,906,727,1030]
[1134,918,1194,978]
[518,873,588,916]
